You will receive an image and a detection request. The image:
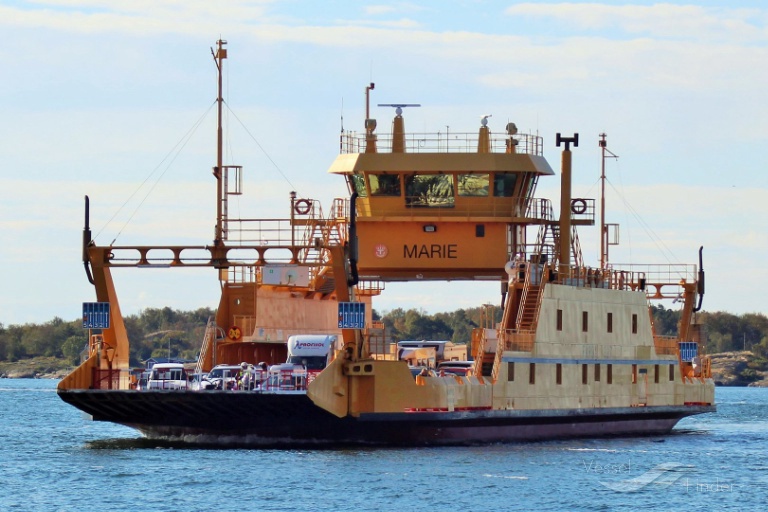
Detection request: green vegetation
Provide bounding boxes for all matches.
[0,307,214,367]
[2,305,768,369]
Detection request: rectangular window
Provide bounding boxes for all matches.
[669,364,675,381]
[529,363,536,385]
[582,311,589,332]
[607,364,613,384]
[508,362,515,382]
[556,364,562,385]
[582,364,588,385]
[349,174,368,197]
[594,364,601,382]
[405,174,454,208]
[607,312,613,333]
[457,173,489,196]
[632,364,637,384]
[369,173,401,196]
[557,309,563,331]
[632,314,638,334]
[654,364,660,384]
[493,172,518,197]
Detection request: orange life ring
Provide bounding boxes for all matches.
[571,198,587,215]
[294,199,312,215]
[228,325,242,340]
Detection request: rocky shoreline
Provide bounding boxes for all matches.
[0,357,74,380]
[709,351,768,387]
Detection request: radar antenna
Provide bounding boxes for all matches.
[377,103,421,117]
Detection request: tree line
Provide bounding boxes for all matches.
[1,305,768,367]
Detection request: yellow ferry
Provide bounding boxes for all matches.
[57,40,715,445]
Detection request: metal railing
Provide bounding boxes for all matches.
[653,335,678,356]
[498,329,537,353]
[340,131,544,156]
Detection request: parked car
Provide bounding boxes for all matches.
[200,364,242,390]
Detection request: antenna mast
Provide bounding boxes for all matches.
[599,133,618,268]
[212,39,227,245]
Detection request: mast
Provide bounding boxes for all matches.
[599,133,618,268]
[213,39,227,245]
[557,133,578,278]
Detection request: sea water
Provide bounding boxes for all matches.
[1,379,766,511]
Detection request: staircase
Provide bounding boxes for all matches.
[516,281,542,332]
[194,317,217,374]
[471,328,487,380]
[547,223,585,271]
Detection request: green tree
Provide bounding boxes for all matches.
[62,335,87,365]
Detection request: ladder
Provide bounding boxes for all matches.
[515,269,542,332]
[194,317,217,375]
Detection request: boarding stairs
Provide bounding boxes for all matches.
[194,317,217,375]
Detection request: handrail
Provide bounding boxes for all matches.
[340,130,544,156]
[195,317,217,374]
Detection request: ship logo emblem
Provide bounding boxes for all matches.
[374,244,388,258]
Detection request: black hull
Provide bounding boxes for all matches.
[58,389,714,446]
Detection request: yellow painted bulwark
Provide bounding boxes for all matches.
[57,353,98,391]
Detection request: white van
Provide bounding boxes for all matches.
[147,363,188,390]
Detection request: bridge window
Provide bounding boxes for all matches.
[508,362,515,382]
[607,312,613,333]
[493,172,517,197]
[556,363,562,385]
[529,363,536,384]
[369,173,401,196]
[349,173,367,197]
[405,174,454,208]
[458,173,489,196]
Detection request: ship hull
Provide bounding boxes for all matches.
[58,389,714,446]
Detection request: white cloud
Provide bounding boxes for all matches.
[364,5,396,16]
[505,3,768,42]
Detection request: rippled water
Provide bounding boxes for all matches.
[1,380,766,511]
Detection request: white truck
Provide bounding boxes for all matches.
[286,334,337,371]
[283,334,337,388]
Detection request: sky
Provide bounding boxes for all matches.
[2,0,768,326]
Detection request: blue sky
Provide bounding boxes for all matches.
[2,1,767,325]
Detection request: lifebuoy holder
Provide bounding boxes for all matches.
[294,199,312,215]
[570,198,587,215]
